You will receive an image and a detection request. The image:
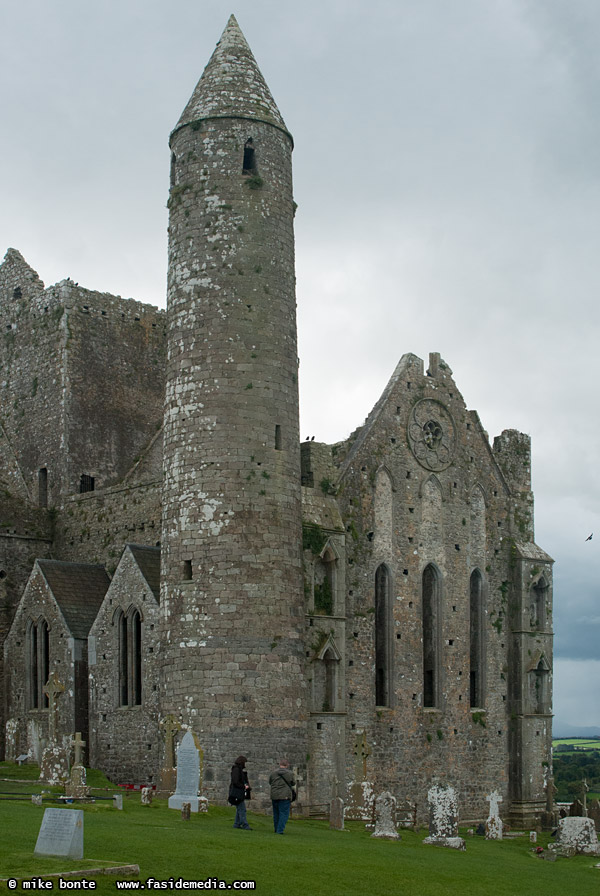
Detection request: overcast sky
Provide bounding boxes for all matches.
[1,0,598,733]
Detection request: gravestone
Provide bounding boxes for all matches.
[396,799,416,829]
[423,783,466,850]
[113,794,123,810]
[569,798,584,817]
[485,790,503,840]
[530,831,537,843]
[550,816,600,856]
[330,796,344,831]
[345,731,375,820]
[588,799,600,829]
[168,731,200,812]
[159,714,181,793]
[141,787,153,806]
[371,791,401,840]
[543,776,559,828]
[181,802,191,821]
[39,673,69,785]
[65,733,90,799]
[32,794,43,807]
[34,808,83,859]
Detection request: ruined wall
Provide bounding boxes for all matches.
[52,481,161,572]
[60,286,165,495]
[0,249,166,506]
[88,548,160,784]
[333,352,538,822]
[0,250,68,509]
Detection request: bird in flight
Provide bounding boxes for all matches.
[585,533,593,541]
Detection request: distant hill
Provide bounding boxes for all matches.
[553,721,600,739]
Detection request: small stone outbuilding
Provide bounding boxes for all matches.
[4,560,109,762]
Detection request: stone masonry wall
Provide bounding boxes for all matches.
[52,481,161,573]
[334,352,524,822]
[88,548,160,784]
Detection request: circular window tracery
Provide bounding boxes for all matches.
[407,399,456,471]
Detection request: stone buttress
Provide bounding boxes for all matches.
[160,16,307,802]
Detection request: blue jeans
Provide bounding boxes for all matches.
[272,799,291,833]
[234,800,250,829]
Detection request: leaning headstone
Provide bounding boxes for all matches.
[34,808,84,859]
[423,783,466,850]
[141,787,153,806]
[485,790,503,840]
[550,817,600,856]
[168,731,200,812]
[330,796,345,831]
[371,791,401,840]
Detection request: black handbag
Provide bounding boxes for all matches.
[228,783,245,805]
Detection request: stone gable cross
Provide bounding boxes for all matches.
[43,672,65,743]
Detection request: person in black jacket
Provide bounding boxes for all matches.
[230,755,252,829]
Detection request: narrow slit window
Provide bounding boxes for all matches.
[422,564,441,708]
[469,569,484,708]
[183,559,192,581]
[243,138,256,174]
[38,468,48,508]
[275,424,282,450]
[375,564,392,706]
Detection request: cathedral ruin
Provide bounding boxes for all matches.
[0,15,554,827]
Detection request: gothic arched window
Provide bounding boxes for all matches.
[469,569,484,708]
[375,564,392,707]
[117,608,142,707]
[27,618,49,709]
[422,564,441,708]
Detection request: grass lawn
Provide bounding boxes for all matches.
[1,765,599,896]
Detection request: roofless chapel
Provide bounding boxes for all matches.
[0,15,554,827]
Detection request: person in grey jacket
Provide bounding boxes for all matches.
[269,759,295,834]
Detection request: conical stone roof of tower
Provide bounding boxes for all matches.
[172,15,291,141]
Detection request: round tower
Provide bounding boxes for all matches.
[160,16,307,800]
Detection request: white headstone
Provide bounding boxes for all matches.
[550,816,600,856]
[485,790,503,840]
[423,783,466,850]
[168,731,200,812]
[34,808,83,859]
[371,791,401,840]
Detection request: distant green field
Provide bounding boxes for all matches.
[552,740,600,802]
[553,739,600,751]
